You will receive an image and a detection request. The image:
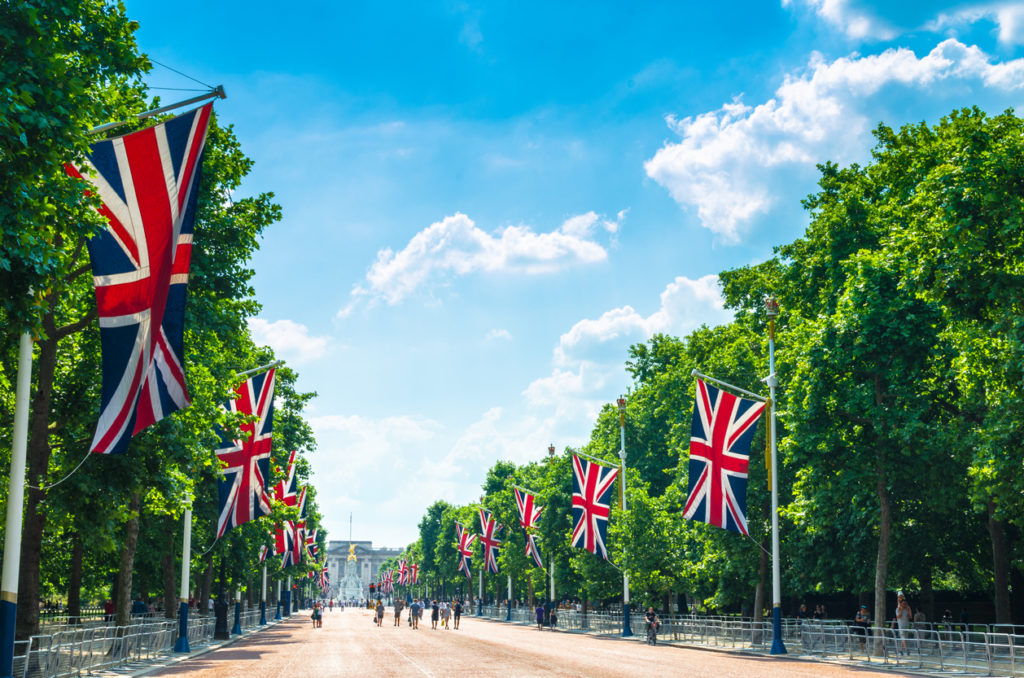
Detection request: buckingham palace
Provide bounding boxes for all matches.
[325,540,403,599]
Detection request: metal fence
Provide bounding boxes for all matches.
[473,606,1023,677]
[12,606,271,678]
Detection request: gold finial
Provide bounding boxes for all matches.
[347,543,357,562]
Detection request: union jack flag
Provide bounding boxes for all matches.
[318,567,329,591]
[258,544,269,563]
[291,486,308,564]
[684,379,765,535]
[397,560,409,586]
[570,454,619,560]
[215,369,276,537]
[478,509,502,574]
[275,524,296,568]
[525,533,543,568]
[514,488,543,529]
[380,569,394,594]
[65,104,213,455]
[455,523,476,579]
[305,529,318,560]
[409,562,419,585]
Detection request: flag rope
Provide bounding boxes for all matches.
[26,448,92,491]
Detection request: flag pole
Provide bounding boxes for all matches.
[617,397,633,637]
[506,574,512,622]
[259,565,267,625]
[690,369,768,402]
[173,503,193,652]
[235,359,283,380]
[765,296,787,655]
[89,86,226,136]
[0,331,33,678]
[274,578,281,620]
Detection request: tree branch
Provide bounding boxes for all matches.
[55,307,97,340]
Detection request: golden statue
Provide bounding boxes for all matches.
[347,544,357,562]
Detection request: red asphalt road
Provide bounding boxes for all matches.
[150,608,913,678]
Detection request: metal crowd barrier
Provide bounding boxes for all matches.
[473,607,1023,676]
[13,605,275,678]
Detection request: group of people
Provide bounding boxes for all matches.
[374,599,465,630]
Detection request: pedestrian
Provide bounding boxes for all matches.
[103,599,114,623]
[549,606,558,631]
[441,601,451,629]
[645,608,660,646]
[393,598,404,627]
[894,593,912,655]
[453,599,463,629]
[431,600,439,630]
[410,599,420,629]
[375,600,385,627]
[311,602,321,628]
[535,603,544,629]
[853,605,870,651]
[328,599,333,613]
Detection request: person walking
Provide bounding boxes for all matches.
[410,599,421,629]
[535,603,545,630]
[375,600,385,627]
[430,600,439,630]
[854,605,870,652]
[453,599,463,629]
[393,598,404,627]
[441,601,451,629]
[645,607,660,646]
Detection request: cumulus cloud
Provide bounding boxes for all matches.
[645,39,1024,240]
[927,3,1024,46]
[248,318,330,364]
[782,0,898,40]
[344,211,620,311]
[554,274,731,365]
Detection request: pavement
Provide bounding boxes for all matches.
[128,607,916,678]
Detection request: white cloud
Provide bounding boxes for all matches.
[645,39,1024,240]
[346,211,616,308]
[927,3,1024,46]
[555,274,730,365]
[485,328,512,341]
[782,0,898,40]
[248,318,330,364]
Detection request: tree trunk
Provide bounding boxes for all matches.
[873,466,891,655]
[15,325,59,640]
[753,536,768,621]
[527,577,534,608]
[67,532,83,624]
[986,499,1011,623]
[200,552,213,616]
[114,493,143,626]
[162,522,177,619]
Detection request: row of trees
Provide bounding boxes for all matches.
[382,107,1023,626]
[1,1,324,639]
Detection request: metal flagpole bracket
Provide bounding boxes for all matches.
[235,359,283,380]
[691,368,767,402]
[89,85,226,137]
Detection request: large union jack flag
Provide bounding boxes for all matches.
[304,529,318,560]
[525,533,543,568]
[683,378,766,535]
[571,454,619,560]
[397,560,409,586]
[215,368,276,537]
[291,486,308,564]
[455,523,476,579]
[380,569,394,594]
[66,104,213,455]
[478,509,502,574]
[409,562,419,585]
[272,451,299,567]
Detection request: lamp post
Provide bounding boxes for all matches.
[231,588,242,635]
[617,397,632,638]
[259,565,267,625]
[765,296,787,655]
[274,579,281,620]
[173,502,192,652]
[547,445,556,615]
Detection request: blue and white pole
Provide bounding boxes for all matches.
[0,332,33,677]
[231,589,241,635]
[283,577,291,617]
[766,296,787,655]
[505,575,512,621]
[274,579,281,620]
[477,569,483,616]
[617,397,633,638]
[173,504,192,652]
[259,565,267,625]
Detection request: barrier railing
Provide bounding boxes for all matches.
[472,606,1023,676]
[13,606,275,678]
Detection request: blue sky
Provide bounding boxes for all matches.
[124,0,1024,547]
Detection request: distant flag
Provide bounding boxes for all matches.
[291,486,308,564]
[215,368,276,537]
[258,544,269,563]
[514,488,542,529]
[305,528,318,560]
[409,562,419,585]
[478,508,502,574]
[455,523,476,579]
[570,454,619,560]
[66,104,213,455]
[525,533,543,569]
[684,378,766,535]
[397,560,409,586]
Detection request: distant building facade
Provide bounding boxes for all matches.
[326,540,403,598]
